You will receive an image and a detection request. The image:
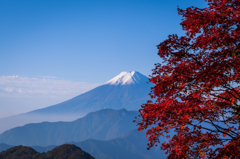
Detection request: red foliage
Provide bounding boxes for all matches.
[136,0,240,158]
[215,135,240,159]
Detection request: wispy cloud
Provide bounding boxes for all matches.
[37,76,58,79]
[0,75,102,97]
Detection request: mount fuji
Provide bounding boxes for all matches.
[0,71,153,134]
[28,71,151,115]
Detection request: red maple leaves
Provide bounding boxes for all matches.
[136,0,240,158]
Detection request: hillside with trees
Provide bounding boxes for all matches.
[0,144,94,159]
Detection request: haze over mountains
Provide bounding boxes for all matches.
[0,129,166,159]
[0,71,152,134]
[0,109,138,146]
[0,71,165,158]
[0,109,167,159]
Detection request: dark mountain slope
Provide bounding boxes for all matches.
[0,144,94,159]
[0,145,40,159]
[42,144,94,159]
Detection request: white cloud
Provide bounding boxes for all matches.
[3,88,13,92]
[0,75,102,118]
[0,75,102,97]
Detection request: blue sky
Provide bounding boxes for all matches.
[0,0,208,117]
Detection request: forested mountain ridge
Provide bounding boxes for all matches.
[0,144,95,159]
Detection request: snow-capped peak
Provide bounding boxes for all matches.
[105,71,147,85]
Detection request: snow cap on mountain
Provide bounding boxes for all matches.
[105,71,148,85]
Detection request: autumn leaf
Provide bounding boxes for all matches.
[136,0,240,158]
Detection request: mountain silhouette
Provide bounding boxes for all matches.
[0,144,95,159]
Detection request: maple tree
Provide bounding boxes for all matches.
[136,0,240,158]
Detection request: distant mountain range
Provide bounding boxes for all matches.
[0,71,166,158]
[0,71,152,134]
[0,109,138,146]
[71,129,166,159]
[0,129,167,159]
